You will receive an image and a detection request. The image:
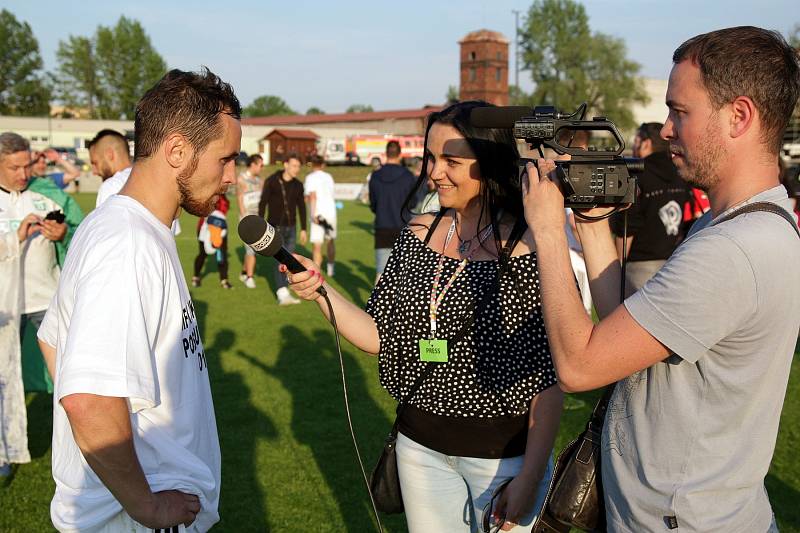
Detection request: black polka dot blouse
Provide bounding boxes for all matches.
[365,226,558,418]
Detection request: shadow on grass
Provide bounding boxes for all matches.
[194,301,277,531]
[767,473,800,530]
[238,324,400,533]
[331,261,373,308]
[26,392,53,460]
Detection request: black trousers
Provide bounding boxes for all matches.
[193,238,229,280]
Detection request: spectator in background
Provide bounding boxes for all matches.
[236,154,264,288]
[258,153,307,305]
[193,194,233,289]
[0,132,83,478]
[369,140,420,282]
[304,155,337,277]
[609,122,694,295]
[28,148,81,190]
[89,129,132,207]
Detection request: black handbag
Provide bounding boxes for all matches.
[370,210,529,514]
[369,365,435,514]
[533,386,614,533]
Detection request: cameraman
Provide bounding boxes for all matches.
[522,27,799,532]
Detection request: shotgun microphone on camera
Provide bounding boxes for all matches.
[238,215,327,296]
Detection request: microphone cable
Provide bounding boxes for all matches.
[320,293,385,533]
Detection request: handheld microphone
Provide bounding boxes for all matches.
[238,215,327,296]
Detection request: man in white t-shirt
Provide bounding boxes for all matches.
[236,154,264,288]
[304,155,337,276]
[88,129,132,208]
[37,68,242,532]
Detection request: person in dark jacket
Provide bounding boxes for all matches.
[609,122,693,295]
[368,140,420,282]
[257,153,307,304]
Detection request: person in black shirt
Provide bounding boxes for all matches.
[610,122,693,295]
[283,101,562,532]
[257,153,307,305]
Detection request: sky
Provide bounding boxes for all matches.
[6,0,798,114]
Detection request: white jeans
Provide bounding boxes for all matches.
[396,432,553,533]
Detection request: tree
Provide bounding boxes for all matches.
[788,23,800,48]
[0,9,51,116]
[306,106,325,115]
[346,104,374,114]
[445,85,459,104]
[519,0,648,130]
[242,95,296,117]
[54,16,166,120]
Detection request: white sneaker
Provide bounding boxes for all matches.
[326,263,335,277]
[276,287,301,305]
[239,272,247,283]
[244,276,256,289]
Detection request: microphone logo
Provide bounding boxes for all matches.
[249,223,275,252]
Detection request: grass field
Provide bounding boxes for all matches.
[1,191,798,532]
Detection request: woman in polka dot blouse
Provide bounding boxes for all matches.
[285,101,564,532]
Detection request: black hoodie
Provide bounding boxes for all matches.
[368,163,421,248]
[609,150,693,262]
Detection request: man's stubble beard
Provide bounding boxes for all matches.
[678,115,726,192]
[177,154,219,217]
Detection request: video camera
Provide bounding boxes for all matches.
[470,104,643,208]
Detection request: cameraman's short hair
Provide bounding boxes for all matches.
[386,140,401,158]
[310,154,324,167]
[247,154,263,166]
[87,129,129,153]
[637,122,669,153]
[673,26,800,154]
[134,68,241,161]
[0,132,30,159]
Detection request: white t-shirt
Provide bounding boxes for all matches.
[96,167,181,235]
[95,167,132,207]
[0,187,61,313]
[304,170,336,222]
[38,195,220,532]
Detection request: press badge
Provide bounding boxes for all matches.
[419,339,448,363]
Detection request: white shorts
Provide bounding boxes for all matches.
[309,219,337,243]
[93,510,191,532]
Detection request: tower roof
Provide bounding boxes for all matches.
[459,29,509,45]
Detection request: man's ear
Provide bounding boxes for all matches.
[163,134,189,169]
[729,96,756,139]
[641,138,653,155]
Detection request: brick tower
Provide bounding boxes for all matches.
[459,29,509,106]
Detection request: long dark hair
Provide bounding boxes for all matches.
[403,100,522,252]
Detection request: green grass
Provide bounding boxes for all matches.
[1,192,798,532]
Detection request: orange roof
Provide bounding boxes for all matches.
[264,128,319,140]
[243,106,444,126]
[459,29,509,44]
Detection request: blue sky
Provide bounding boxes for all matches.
[6,0,796,113]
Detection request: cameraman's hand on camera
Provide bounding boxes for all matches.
[521,158,567,236]
[40,219,67,242]
[281,256,324,301]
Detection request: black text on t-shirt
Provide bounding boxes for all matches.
[181,299,207,371]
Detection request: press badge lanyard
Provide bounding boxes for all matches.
[420,217,493,363]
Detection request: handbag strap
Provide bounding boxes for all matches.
[714,201,800,239]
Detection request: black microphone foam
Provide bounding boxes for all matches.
[238,215,283,257]
[470,106,533,129]
[238,215,326,295]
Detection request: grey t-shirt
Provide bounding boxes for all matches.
[603,186,800,532]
